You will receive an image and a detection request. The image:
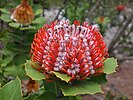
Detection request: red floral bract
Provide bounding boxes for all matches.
[116,5,125,11]
[30,20,109,81]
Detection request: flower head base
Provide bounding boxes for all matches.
[11,0,34,26]
[22,79,39,93]
[31,20,109,82]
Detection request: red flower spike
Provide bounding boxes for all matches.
[30,20,109,82]
[116,5,125,11]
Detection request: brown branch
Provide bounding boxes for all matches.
[54,0,68,20]
[108,12,133,54]
[118,56,133,62]
[124,56,133,60]
[88,0,101,17]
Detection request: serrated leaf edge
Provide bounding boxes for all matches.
[24,60,45,80]
[52,71,71,83]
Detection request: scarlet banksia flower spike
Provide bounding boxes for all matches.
[31,20,109,82]
[11,0,34,26]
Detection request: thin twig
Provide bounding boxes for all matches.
[54,0,68,20]
[42,0,45,17]
[108,12,133,54]
[123,56,133,60]
[88,0,101,17]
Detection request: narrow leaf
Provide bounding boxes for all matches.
[32,17,46,24]
[0,8,10,14]
[25,60,45,80]
[53,71,71,83]
[35,9,43,15]
[0,77,22,100]
[4,64,19,77]
[9,22,20,28]
[20,26,36,30]
[103,58,118,74]
[60,80,102,96]
[24,94,39,100]
[0,15,11,22]
[90,73,107,84]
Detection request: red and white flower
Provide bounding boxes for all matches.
[30,20,109,81]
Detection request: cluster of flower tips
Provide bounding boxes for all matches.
[30,20,109,82]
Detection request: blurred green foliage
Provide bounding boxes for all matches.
[0,0,46,83]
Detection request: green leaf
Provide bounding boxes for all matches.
[32,17,46,24]
[0,8,10,14]
[103,17,110,25]
[24,94,39,100]
[9,22,20,28]
[4,64,19,77]
[1,55,13,67]
[19,26,36,30]
[76,96,82,100]
[35,92,56,100]
[60,80,102,96]
[18,65,26,79]
[43,80,59,95]
[90,73,107,84]
[103,58,118,74]
[53,71,71,83]
[0,15,11,22]
[35,23,45,30]
[32,4,42,13]
[25,60,45,80]
[35,9,43,16]
[0,77,22,100]
[13,54,28,66]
